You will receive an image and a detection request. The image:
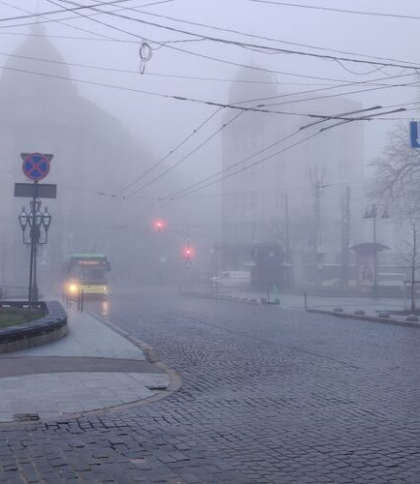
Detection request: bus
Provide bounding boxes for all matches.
[65,253,110,299]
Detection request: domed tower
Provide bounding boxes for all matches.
[220,66,292,269]
[0,24,80,290]
[0,25,152,292]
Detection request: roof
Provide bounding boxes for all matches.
[70,253,107,259]
[350,242,391,253]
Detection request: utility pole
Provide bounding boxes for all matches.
[341,186,351,292]
[284,194,292,288]
[285,194,290,261]
[311,171,329,285]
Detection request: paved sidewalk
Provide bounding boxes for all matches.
[187,288,420,327]
[205,287,410,313]
[0,308,171,424]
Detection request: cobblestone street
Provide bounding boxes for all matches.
[1,289,420,483]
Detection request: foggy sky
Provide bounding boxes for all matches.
[0,0,418,196]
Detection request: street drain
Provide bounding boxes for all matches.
[146,386,167,391]
[13,413,40,422]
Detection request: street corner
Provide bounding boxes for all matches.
[0,371,171,424]
[0,310,181,425]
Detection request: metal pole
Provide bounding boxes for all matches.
[33,241,38,302]
[373,215,377,299]
[304,291,307,310]
[214,248,218,294]
[28,230,34,314]
[285,194,291,288]
[27,184,38,312]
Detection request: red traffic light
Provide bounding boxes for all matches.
[182,246,194,259]
[153,218,166,232]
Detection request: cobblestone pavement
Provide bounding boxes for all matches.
[1,288,420,483]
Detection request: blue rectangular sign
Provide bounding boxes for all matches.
[410,121,420,148]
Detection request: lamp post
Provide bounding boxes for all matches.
[18,199,52,310]
[363,203,389,299]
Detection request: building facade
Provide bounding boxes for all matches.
[221,67,366,289]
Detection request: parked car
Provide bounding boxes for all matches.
[211,271,251,289]
[377,273,405,296]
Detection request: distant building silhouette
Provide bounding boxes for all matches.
[220,66,366,288]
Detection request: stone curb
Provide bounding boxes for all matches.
[181,291,260,305]
[87,312,183,396]
[0,312,182,429]
[0,301,68,353]
[307,308,420,329]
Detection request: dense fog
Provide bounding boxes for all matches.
[1,0,419,298]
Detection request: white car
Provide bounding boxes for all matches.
[212,271,251,288]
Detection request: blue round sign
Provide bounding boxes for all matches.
[22,153,50,181]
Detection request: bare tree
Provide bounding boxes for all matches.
[372,123,420,216]
[373,123,420,312]
[399,218,420,313]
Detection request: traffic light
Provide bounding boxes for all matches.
[182,246,194,260]
[153,218,166,232]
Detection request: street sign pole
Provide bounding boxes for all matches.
[27,183,39,311]
[18,153,54,310]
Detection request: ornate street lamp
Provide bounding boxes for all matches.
[42,207,52,232]
[18,198,52,308]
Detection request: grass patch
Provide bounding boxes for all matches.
[0,308,44,328]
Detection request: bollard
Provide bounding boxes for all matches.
[81,290,84,312]
[304,291,307,311]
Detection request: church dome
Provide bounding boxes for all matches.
[0,23,77,119]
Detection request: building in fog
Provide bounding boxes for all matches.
[220,67,366,289]
[0,24,169,293]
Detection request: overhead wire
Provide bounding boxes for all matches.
[99,2,420,68]
[144,97,413,206]
[147,130,322,215]
[0,0,138,41]
[2,49,418,115]
[1,0,413,204]
[4,0,420,86]
[116,107,223,196]
[126,110,244,197]
[7,61,411,122]
[25,0,402,84]
[0,0,176,39]
[50,0,420,73]
[2,58,413,197]
[247,1,420,21]
[4,39,418,96]
[0,0,134,24]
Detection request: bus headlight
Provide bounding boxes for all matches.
[68,283,78,294]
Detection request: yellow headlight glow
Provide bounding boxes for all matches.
[68,283,78,293]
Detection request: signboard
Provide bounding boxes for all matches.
[21,153,53,181]
[358,253,374,287]
[14,183,57,199]
[410,121,420,148]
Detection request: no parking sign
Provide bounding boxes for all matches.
[21,153,53,181]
